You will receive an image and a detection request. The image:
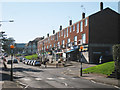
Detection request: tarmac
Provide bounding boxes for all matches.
[0,60,120,89]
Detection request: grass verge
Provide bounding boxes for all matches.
[25,54,38,60]
[83,61,115,76]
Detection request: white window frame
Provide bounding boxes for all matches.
[59,32,60,37]
[67,38,70,43]
[85,19,88,26]
[74,36,77,45]
[54,43,55,47]
[82,33,86,44]
[64,29,66,38]
[77,23,79,33]
[62,40,65,45]
[80,21,83,32]
[61,31,63,36]
[69,27,71,33]
[73,25,75,31]
[67,28,68,37]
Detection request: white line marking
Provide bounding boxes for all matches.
[47,78,54,80]
[35,78,42,80]
[63,82,68,86]
[22,78,30,81]
[58,77,66,80]
[91,80,96,83]
[25,85,29,88]
[114,86,120,89]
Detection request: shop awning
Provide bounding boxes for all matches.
[65,49,74,53]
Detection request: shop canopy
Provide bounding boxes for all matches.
[65,49,75,53]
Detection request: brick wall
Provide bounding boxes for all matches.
[37,17,89,52]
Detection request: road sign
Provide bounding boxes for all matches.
[79,45,88,52]
[10,45,14,49]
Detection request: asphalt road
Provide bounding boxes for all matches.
[5,57,119,89]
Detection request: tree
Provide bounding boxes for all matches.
[2,37,15,54]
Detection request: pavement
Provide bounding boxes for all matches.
[64,61,120,88]
[0,59,120,89]
[0,59,22,90]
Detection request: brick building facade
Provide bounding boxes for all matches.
[37,3,120,64]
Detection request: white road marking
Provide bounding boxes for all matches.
[25,85,29,88]
[72,78,76,79]
[22,78,30,81]
[58,77,66,80]
[91,80,96,83]
[35,78,42,80]
[47,78,54,80]
[62,82,68,86]
[114,86,120,89]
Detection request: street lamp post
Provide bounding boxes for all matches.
[10,45,14,81]
[79,46,83,76]
[0,20,14,23]
[43,41,44,62]
[0,20,14,55]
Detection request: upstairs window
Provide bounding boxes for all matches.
[74,36,77,45]
[51,37,52,40]
[59,32,60,37]
[69,27,71,33]
[53,36,54,40]
[62,40,65,45]
[67,38,70,44]
[77,23,79,33]
[73,25,75,31]
[54,43,55,47]
[64,29,66,38]
[61,31,63,36]
[74,36,77,42]
[67,28,68,37]
[82,33,86,44]
[85,19,88,26]
[80,21,83,32]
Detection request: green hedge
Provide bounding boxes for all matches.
[113,44,120,73]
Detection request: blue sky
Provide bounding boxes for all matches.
[0,1,119,43]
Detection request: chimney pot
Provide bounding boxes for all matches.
[82,12,85,19]
[60,25,62,30]
[47,33,49,37]
[100,2,103,11]
[53,30,55,34]
[69,20,72,26]
[43,36,44,39]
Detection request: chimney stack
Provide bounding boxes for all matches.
[47,33,49,37]
[69,20,72,26]
[53,30,55,34]
[100,2,103,11]
[60,25,62,30]
[82,12,85,19]
[43,36,44,39]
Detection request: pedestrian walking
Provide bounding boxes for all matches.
[3,57,7,69]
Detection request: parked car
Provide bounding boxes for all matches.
[25,60,29,64]
[13,59,18,63]
[33,60,41,66]
[28,60,32,65]
[22,58,27,64]
[30,60,35,65]
[19,57,23,62]
[7,60,12,64]
[4,53,8,57]
[99,55,113,64]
